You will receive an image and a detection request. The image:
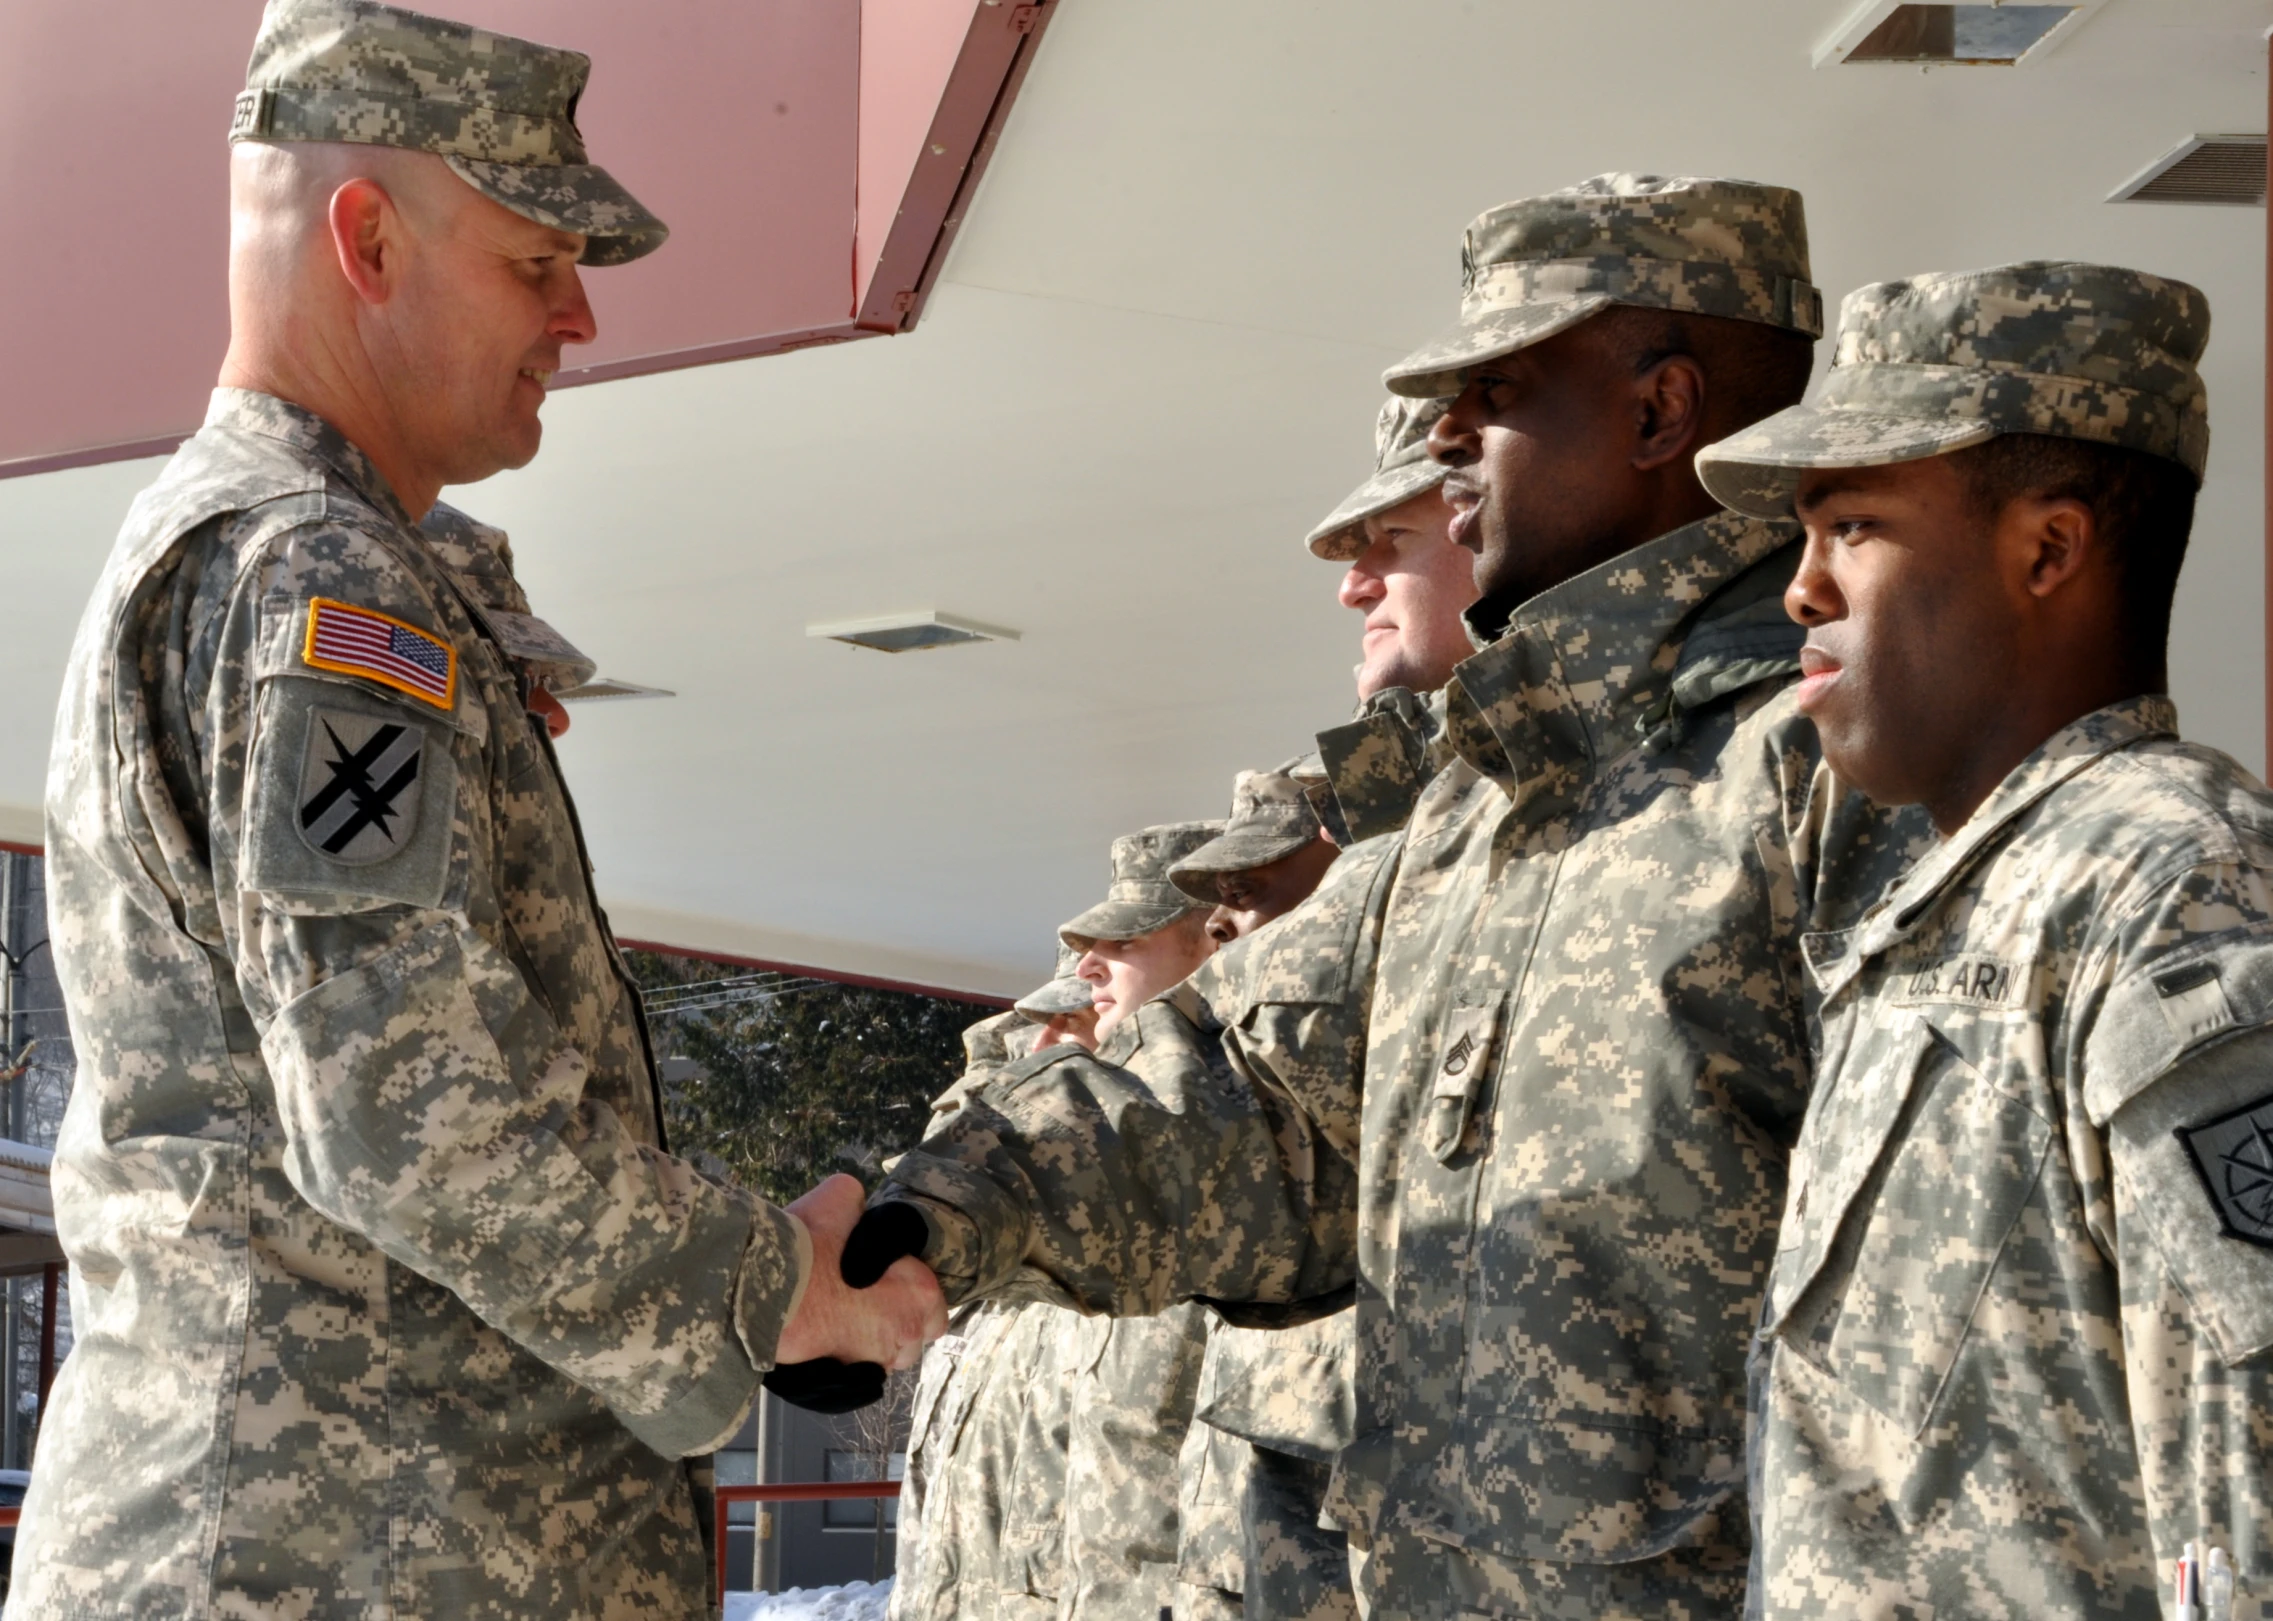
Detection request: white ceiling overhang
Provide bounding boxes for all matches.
[0,0,2264,997]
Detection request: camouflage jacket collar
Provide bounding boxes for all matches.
[1315,686,1453,843]
[1441,509,1797,795]
[1802,693,2179,1001]
[205,387,415,530]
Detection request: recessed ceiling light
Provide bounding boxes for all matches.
[1816,1,2099,68]
[2109,135,2267,208]
[806,611,1022,654]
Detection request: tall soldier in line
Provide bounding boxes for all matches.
[864,175,1926,1620]
[1168,394,1475,1621]
[20,4,943,1615]
[1695,263,2272,1619]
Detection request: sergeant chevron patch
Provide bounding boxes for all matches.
[303,598,456,709]
[298,709,428,865]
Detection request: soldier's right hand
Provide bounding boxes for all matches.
[774,1173,947,1372]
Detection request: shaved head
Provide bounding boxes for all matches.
[219,141,596,517]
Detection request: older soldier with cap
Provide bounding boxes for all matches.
[1694,263,2270,1620]
[866,174,1926,1621]
[23,3,942,1616]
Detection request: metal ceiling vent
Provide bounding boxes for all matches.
[807,610,1022,654]
[2110,136,2268,207]
[1815,1,2101,68]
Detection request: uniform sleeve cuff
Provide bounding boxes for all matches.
[738,1197,814,1371]
[872,1156,1030,1305]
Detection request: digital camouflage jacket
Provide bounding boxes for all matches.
[22,391,809,1619]
[881,511,1922,1618]
[895,1015,1068,1621]
[1173,688,1451,1621]
[1757,698,2273,1619]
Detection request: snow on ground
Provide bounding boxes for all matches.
[726,1578,893,1621]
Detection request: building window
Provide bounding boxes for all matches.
[820,1449,905,1529]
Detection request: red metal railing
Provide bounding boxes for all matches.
[714,1480,901,1608]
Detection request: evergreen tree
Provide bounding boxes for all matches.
[624,951,978,1208]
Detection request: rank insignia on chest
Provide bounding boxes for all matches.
[298,709,429,865]
[303,598,456,710]
[2177,1095,2273,1251]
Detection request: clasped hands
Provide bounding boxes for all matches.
[768,1174,948,1412]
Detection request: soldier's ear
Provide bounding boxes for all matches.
[328,177,403,306]
[1630,353,1707,473]
[2011,494,2097,603]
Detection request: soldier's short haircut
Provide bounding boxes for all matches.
[1590,305,1816,441]
[1948,434,2198,670]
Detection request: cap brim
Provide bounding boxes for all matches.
[1382,295,1610,399]
[1015,976,1094,1018]
[1058,898,1206,953]
[1168,829,1319,901]
[1306,459,1449,561]
[1695,403,2003,519]
[445,155,669,266]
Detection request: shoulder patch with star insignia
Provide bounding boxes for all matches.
[2176,1092,2273,1250]
[298,708,427,864]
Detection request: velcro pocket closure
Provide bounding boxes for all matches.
[1764,1019,1938,1332]
[1193,1311,1355,1460]
[2083,930,2273,1127]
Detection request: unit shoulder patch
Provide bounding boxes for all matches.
[298,709,428,865]
[2177,1093,2273,1251]
[303,597,457,710]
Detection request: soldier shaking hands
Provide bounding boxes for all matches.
[16,3,943,1617]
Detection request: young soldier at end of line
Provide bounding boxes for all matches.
[1695,260,2267,1620]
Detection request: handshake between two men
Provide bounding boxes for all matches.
[769,1173,949,1411]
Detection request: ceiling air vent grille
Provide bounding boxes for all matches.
[2110,136,2267,207]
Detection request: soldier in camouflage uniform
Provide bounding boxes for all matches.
[1020,943,1103,1055]
[1169,419,1480,1621]
[868,176,1930,1621]
[1050,823,1226,1621]
[1164,769,1346,1621]
[20,5,943,1616]
[1312,394,1474,706]
[1694,263,2269,1619]
[897,956,1097,1621]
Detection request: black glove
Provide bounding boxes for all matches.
[763,1202,934,1414]
[840,1201,931,1288]
[762,1358,885,1415]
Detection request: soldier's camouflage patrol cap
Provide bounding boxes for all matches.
[1384,173,1822,399]
[1170,767,1325,903]
[1696,261,2211,517]
[230,0,667,267]
[1014,943,1094,1021]
[1058,821,1224,952]
[1306,396,1456,561]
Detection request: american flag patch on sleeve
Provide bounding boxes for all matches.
[303,598,457,710]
